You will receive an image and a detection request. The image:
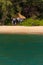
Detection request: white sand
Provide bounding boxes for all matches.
[0,26,43,34]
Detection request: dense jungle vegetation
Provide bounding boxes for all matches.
[0,0,43,26]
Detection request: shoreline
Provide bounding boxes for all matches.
[0,26,43,34]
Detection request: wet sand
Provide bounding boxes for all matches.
[0,26,43,34]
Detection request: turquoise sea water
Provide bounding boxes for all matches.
[0,34,43,65]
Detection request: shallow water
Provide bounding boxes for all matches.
[0,34,43,65]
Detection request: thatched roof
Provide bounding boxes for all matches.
[16,13,26,19]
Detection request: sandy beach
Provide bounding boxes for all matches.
[0,26,43,34]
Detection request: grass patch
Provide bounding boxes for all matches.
[19,18,43,26]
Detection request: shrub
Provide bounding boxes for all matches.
[19,18,40,26]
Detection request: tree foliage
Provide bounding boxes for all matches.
[0,0,43,25]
